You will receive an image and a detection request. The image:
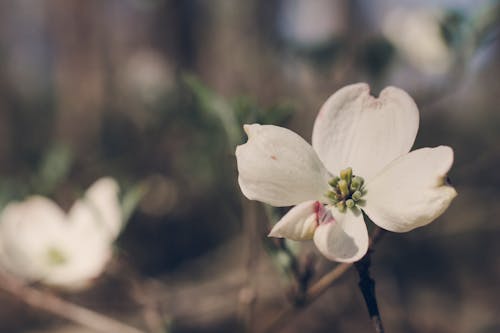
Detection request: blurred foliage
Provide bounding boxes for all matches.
[184,74,295,144]
[440,10,470,49]
[32,143,73,195]
[358,37,395,78]
[0,0,498,332]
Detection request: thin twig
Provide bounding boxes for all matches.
[114,255,169,333]
[261,227,385,333]
[261,262,351,333]
[129,277,168,333]
[240,199,259,333]
[354,250,385,333]
[0,271,146,333]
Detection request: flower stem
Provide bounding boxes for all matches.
[260,227,385,333]
[354,249,385,333]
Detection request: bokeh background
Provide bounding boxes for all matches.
[0,0,499,332]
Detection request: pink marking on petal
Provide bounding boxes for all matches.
[313,201,322,226]
[313,201,336,226]
[321,210,336,225]
[314,203,336,226]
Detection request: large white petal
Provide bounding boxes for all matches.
[312,83,419,180]
[68,177,122,240]
[41,236,112,289]
[236,124,331,207]
[0,192,118,289]
[268,201,321,240]
[0,196,68,280]
[363,146,457,232]
[313,208,369,262]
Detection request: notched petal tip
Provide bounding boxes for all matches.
[380,85,413,99]
[364,145,457,233]
[434,145,454,178]
[312,82,420,180]
[242,123,259,137]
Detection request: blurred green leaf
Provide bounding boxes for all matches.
[440,10,469,49]
[0,179,30,211]
[121,182,147,224]
[231,96,294,127]
[32,143,73,195]
[182,75,241,146]
[183,74,295,148]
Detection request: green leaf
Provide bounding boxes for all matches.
[33,143,73,195]
[120,182,147,224]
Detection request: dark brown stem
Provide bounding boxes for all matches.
[354,250,385,333]
[260,227,385,333]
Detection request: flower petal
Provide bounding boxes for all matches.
[312,83,419,180]
[313,208,369,262]
[268,201,321,240]
[41,237,113,289]
[0,196,67,280]
[68,177,122,240]
[236,124,331,207]
[363,146,457,232]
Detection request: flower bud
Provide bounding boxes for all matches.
[326,190,338,203]
[338,179,349,197]
[328,177,340,187]
[345,199,355,208]
[352,190,362,201]
[340,167,352,184]
[350,176,364,191]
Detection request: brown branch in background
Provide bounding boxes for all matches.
[129,277,168,333]
[239,199,259,333]
[274,238,316,305]
[110,254,169,333]
[261,227,385,333]
[0,271,146,333]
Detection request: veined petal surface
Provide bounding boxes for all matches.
[40,236,113,289]
[237,124,331,207]
[363,146,457,232]
[68,177,122,240]
[312,83,419,180]
[313,208,369,262]
[0,197,68,280]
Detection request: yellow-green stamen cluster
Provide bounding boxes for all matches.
[46,247,68,266]
[325,167,365,212]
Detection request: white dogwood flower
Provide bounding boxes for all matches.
[236,83,457,263]
[0,177,123,289]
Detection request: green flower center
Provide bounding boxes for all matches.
[46,247,68,266]
[325,167,365,212]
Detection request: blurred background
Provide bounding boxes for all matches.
[0,0,499,332]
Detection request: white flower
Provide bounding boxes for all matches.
[0,177,123,289]
[236,83,457,263]
[383,9,452,74]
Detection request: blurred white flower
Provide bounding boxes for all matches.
[0,177,122,289]
[278,0,346,48]
[236,83,457,263]
[383,9,452,74]
[124,50,174,104]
